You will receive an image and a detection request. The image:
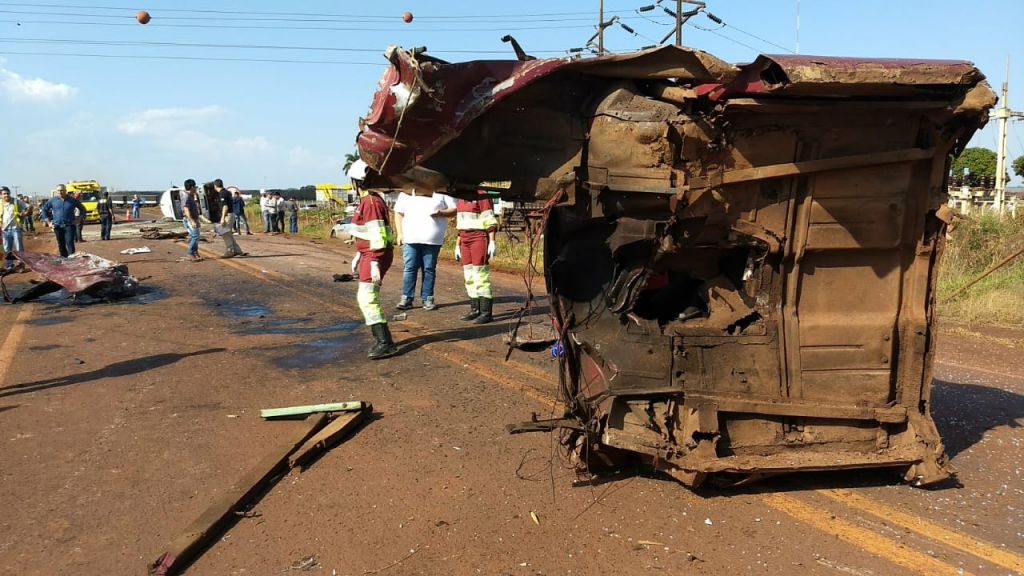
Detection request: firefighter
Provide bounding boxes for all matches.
[345,160,399,359]
[455,193,498,323]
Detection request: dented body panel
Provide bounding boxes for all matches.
[357,46,996,487]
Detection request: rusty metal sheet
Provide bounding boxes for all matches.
[16,252,139,298]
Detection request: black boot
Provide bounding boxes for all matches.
[474,297,493,324]
[460,297,480,321]
[367,323,399,359]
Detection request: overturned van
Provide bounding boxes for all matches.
[356,45,996,487]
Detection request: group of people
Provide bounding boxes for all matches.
[177,179,249,262]
[259,191,300,234]
[344,160,498,360]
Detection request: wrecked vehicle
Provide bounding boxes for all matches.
[5,252,140,302]
[356,45,996,487]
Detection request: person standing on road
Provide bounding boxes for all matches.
[273,192,286,234]
[1,187,27,271]
[131,194,142,220]
[42,184,86,257]
[180,179,202,262]
[231,189,252,235]
[345,160,398,359]
[286,196,300,234]
[72,192,86,243]
[393,189,456,311]
[20,195,35,235]
[214,179,245,258]
[259,192,270,232]
[455,193,498,324]
[98,191,114,241]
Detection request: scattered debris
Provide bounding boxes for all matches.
[392,312,408,321]
[332,273,354,282]
[5,252,139,303]
[119,246,152,255]
[285,554,320,573]
[260,401,368,420]
[140,226,188,240]
[150,403,372,576]
[529,511,540,526]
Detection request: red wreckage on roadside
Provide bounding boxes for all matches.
[356,45,996,487]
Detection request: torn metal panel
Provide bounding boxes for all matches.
[356,45,996,488]
[15,252,139,300]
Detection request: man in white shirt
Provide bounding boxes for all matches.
[393,190,456,310]
[0,186,27,271]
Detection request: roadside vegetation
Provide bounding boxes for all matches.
[937,212,1024,327]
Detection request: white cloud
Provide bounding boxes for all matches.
[117,105,225,135]
[0,65,77,102]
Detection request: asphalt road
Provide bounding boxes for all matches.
[0,220,1021,575]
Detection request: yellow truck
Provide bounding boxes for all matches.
[64,180,102,223]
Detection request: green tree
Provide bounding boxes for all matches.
[342,151,360,174]
[1012,155,1024,179]
[951,147,997,185]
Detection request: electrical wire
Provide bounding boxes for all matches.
[0,18,600,33]
[0,2,642,20]
[0,49,383,65]
[0,36,568,55]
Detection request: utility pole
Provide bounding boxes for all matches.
[675,0,683,46]
[993,57,1024,215]
[598,0,604,53]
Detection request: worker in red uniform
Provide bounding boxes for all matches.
[455,193,498,324]
[345,160,399,359]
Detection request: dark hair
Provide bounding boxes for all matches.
[184,179,196,190]
[102,191,109,198]
[213,178,223,188]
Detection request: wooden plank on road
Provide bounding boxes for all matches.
[148,413,329,576]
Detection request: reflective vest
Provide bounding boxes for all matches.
[2,199,21,230]
[456,198,498,232]
[351,192,395,252]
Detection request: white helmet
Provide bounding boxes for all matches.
[347,159,369,181]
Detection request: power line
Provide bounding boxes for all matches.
[0,18,599,33]
[0,49,383,65]
[0,2,642,20]
[0,36,568,55]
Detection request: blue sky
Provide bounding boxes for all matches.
[0,0,1021,194]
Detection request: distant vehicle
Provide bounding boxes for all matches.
[315,183,356,207]
[63,180,102,223]
[160,187,210,222]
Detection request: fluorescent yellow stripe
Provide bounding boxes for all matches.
[762,493,974,576]
[820,489,1023,574]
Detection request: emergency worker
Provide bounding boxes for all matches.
[455,193,498,324]
[345,160,399,359]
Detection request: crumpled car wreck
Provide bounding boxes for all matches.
[357,45,996,487]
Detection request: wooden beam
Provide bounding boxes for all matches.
[149,413,329,576]
[289,409,367,468]
[260,401,367,420]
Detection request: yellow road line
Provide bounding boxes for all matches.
[443,348,559,409]
[0,305,33,386]
[213,243,993,575]
[820,489,1023,574]
[762,492,975,576]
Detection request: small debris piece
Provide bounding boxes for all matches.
[287,554,319,572]
[149,414,330,576]
[530,511,540,526]
[392,312,408,321]
[120,246,152,255]
[332,273,354,282]
[260,401,368,420]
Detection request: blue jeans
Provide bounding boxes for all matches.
[401,243,441,300]
[289,213,298,234]
[53,224,75,257]
[2,227,23,269]
[100,214,113,240]
[132,205,140,219]
[184,220,200,257]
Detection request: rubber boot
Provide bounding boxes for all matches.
[460,297,480,321]
[367,323,399,360]
[474,297,493,324]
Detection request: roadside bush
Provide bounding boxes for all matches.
[937,212,1024,326]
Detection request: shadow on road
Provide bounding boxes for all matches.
[931,378,1024,458]
[0,348,226,399]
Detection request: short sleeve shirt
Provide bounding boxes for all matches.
[394,191,454,246]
